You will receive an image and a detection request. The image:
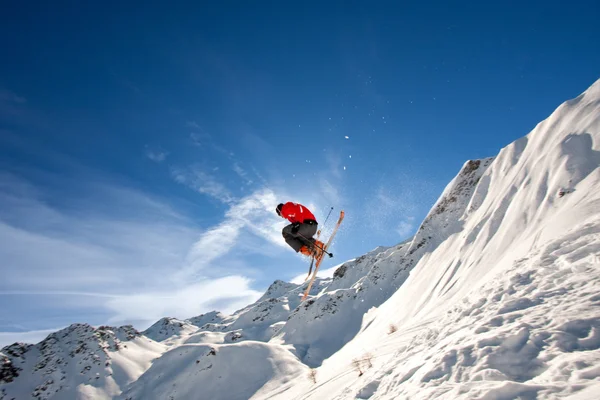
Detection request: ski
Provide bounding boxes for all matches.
[305,256,315,281]
[304,227,323,281]
[301,210,345,301]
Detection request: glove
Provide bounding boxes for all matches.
[291,222,301,234]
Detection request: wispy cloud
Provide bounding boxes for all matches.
[186,120,201,129]
[397,217,416,239]
[171,166,234,204]
[0,290,122,298]
[186,124,268,193]
[144,146,168,162]
[0,171,281,342]
[179,220,244,279]
[0,89,26,104]
[0,173,199,292]
[0,88,27,117]
[232,163,253,186]
[250,166,268,186]
[223,189,283,246]
[175,188,284,282]
[105,276,261,326]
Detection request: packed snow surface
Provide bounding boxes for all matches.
[2,79,599,399]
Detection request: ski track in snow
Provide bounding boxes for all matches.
[1,79,600,400]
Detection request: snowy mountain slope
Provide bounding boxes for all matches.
[325,245,396,293]
[0,324,165,400]
[262,79,600,399]
[178,277,333,344]
[117,341,308,400]
[177,281,333,349]
[272,213,600,400]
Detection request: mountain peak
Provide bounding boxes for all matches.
[256,279,300,303]
[142,317,197,342]
[0,322,151,399]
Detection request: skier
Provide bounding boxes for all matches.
[276,202,324,258]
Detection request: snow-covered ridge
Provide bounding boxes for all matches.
[1,324,164,400]
[415,157,495,251]
[142,317,197,344]
[187,311,227,328]
[255,280,299,303]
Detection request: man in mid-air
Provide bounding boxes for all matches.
[276,202,324,258]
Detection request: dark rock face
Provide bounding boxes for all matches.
[0,355,20,384]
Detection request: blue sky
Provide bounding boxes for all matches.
[1,1,599,345]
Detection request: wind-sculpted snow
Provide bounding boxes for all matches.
[330,217,600,399]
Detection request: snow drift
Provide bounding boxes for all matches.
[2,79,599,400]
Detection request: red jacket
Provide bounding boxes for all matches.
[280,202,316,224]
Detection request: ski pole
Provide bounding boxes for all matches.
[310,207,335,257]
[315,206,334,242]
[322,207,334,226]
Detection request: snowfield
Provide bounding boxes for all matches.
[2,79,599,399]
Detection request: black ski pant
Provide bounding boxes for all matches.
[282,221,318,252]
